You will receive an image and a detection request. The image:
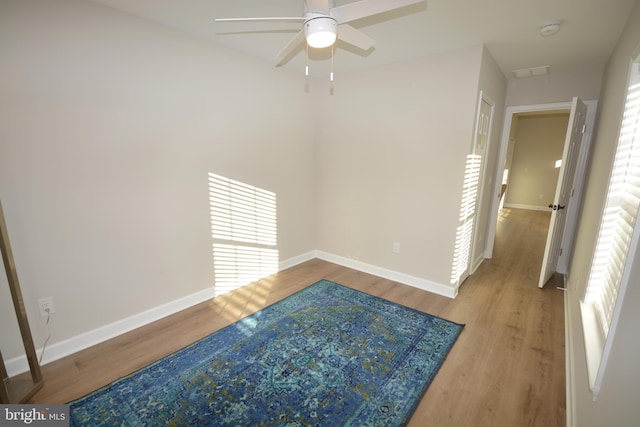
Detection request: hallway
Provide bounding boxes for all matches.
[439,206,564,425]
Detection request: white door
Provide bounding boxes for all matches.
[451,94,493,287]
[469,98,494,273]
[538,97,587,287]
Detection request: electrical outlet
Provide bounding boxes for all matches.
[38,297,55,317]
[393,242,401,254]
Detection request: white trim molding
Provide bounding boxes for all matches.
[503,203,551,212]
[565,287,577,427]
[315,251,458,299]
[278,251,316,270]
[6,250,455,376]
[5,285,217,377]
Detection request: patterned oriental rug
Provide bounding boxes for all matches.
[69,280,464,426]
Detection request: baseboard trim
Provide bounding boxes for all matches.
[565,278,577,427]
[6,250,454,376]
[5,251,318,376]
[503,203,550,212]
[279,250,316,270]
[5,285,218,377]
[315,251,457,299]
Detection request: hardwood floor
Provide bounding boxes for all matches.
[29,208,565,426]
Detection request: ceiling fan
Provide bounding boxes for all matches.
[215,0,425,67]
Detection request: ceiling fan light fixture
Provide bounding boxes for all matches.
[305,16,337,48]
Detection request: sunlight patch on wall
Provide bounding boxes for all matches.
[450,154,482,285]
[209,173,278,297]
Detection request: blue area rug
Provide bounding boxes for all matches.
[69,280,464,426]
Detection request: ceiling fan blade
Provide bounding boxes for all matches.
[331,0,424,24]
[337,24,375,51]
[276,30,305,66]
[215,17,305,23]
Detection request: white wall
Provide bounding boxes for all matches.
[565,0,640,425]
[314,45,487,289]
[0,0,506,372]
[0,0,316,362]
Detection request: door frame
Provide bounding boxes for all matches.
[484,100,598,267]
[469,92,496,275]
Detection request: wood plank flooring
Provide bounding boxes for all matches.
[28,208,565,426]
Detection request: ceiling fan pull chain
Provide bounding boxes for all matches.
[330,44,335,82]
[305,43,309,77]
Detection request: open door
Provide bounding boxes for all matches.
[538,97,587,287]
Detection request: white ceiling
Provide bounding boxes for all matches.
[89,0,637,79]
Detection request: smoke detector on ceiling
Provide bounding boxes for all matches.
[539,20,562,36]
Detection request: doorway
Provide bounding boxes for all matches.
[485,100,597,283]
[502,112,570,212]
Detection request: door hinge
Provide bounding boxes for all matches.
[582,123,587,134]
[559,248,563,256]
